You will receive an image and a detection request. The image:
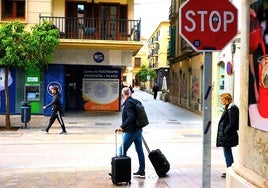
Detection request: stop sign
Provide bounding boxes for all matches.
[179,0,238,51]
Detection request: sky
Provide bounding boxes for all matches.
[134,0,170,39]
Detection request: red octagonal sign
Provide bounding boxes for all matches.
[179,0,238,52]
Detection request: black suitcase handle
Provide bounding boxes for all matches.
[115,130,124,156]
[142,135,151,153]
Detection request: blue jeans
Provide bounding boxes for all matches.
[223,147,234,167]
[119,129,145,172]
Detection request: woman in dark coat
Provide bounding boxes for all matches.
[216,93,239,179]
[42,86,67,134]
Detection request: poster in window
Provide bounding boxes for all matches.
[82,67,120,111]
[248,0,268,131]
[83,78,119,111]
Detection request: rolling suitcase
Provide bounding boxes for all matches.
[142,136,170,177]
[111,130,131,185]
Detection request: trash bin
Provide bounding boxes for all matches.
[21,101,31,128]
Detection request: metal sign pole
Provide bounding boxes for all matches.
[202,52,212,188]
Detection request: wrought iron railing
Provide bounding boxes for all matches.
[181,39,194,53]
[39,15,141,41]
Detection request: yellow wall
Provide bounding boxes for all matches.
[157,22,170,68]
[27,0,52,24]
[53,0,65,17]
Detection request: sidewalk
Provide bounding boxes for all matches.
[0,89,227,188]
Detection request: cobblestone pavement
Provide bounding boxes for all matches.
[0,89,227,188]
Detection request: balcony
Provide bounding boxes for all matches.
[169,5,177,20]
[181,39,194,53]
[152,48,159,56]
[39,15,141,42]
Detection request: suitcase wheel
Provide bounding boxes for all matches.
[113,181,131,186]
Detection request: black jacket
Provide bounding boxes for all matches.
[216,103,239,148]
[153,86,159,92]
[121,97,139,133]
[45,93,62,112]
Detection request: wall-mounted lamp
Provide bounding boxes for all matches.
[231,41,236,54]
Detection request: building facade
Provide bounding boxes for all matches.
[131,37,148,88]
[168,0,268,186]
[168,0,202,114]
[142,21,170,92]
[132,21,170,93]
[147,21,170,92]
[0,0,143,115]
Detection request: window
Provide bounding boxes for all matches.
[217,61,225,111]
[2,0,25,20]
[134,58,141,68]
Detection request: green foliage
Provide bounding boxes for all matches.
[148,68,157,80]
[136,65,149,83]
[0,20,60,70]
[136,65,157,82]
[28,21,60,69]
[0,20,59,129]
[0,21,26,68]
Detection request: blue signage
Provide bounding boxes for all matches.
[93,52,104,63]
[47,81,62,96]
[44,64,65,115]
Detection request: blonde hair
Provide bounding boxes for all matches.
[220,93,233,103]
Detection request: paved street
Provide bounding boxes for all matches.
[0,89,228,187]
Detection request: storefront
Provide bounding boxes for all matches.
[0,68,16,114]
[0,65,121,115]
[44,64,121,115]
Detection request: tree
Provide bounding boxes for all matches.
[0,21,59,129]
[136,65,156,89]
[148,68,157,82]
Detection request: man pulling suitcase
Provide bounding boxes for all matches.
[109,87,146,184]
[115,87,146,178]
